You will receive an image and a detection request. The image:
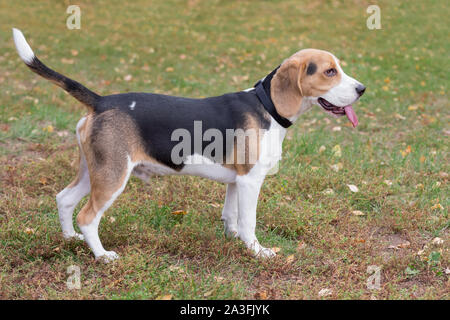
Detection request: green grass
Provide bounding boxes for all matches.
[0,0,448,299]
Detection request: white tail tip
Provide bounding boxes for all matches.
[12,28,35,64]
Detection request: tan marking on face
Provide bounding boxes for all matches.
[271,49,342,118]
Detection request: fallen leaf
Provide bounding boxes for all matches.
[286,254,295,264]
[347,184,359,193]
[322,188,334,195]
[57,130,69,137]
[389,240,410,250]
[332,126,341,132]
[297,242,307,251]
[169,265,184,273]
[438,172,448,178]
[330,163,343,172]
[171,210,187,215]
[430,203,443,210]
[254,290,268,300]
[431,237,444,245]
[394,113,406,120]
[61,58,74,64]
[318,288,332,297]
[398,241,411,248]
[43,125,54,133]
[332,145,342,157]
[203,290,213,297]
[401,145,412,157]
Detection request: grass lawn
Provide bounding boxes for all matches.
[0,0,448,299]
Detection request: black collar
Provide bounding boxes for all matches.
[254,66,293,128]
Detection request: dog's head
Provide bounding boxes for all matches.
[270,49,365,127]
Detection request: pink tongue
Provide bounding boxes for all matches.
[344,105,358,127]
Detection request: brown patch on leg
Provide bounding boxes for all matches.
[76,165,130,226]
[223,112,266,175]
[75,109,142,226]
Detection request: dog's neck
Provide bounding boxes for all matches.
[257,67,313,127]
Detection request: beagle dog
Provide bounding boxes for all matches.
[13,29,365,262]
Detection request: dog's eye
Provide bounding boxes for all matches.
[324,68,337,77]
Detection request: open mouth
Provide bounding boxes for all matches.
[318,97,358,127]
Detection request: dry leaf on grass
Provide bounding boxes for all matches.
[322,188,334,195]
[431,237,444,245]
[332,145,342,157]
[297,242,307,251]
[254,290,268,300]
[388,240,410,250]
[171,210,187,215]
[347,184,359,193]
[318,288,332,297]
[330,163,343,172]
[203,290,213,297]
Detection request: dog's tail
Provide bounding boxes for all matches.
[12,28,100,111]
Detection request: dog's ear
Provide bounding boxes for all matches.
[270,56,305,118]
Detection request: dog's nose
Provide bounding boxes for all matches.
[356,84,366,96]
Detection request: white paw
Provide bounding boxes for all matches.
[255,247,276,258]
[63,232,84,241]
[96,251,119,263]
[247,239,276,258]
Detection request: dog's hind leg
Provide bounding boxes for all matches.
[221,183,238,238]
[56,118,90,240]
[76,155,135,262]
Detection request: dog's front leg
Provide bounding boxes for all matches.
[236,174,275,258]
[221,183,238,238]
